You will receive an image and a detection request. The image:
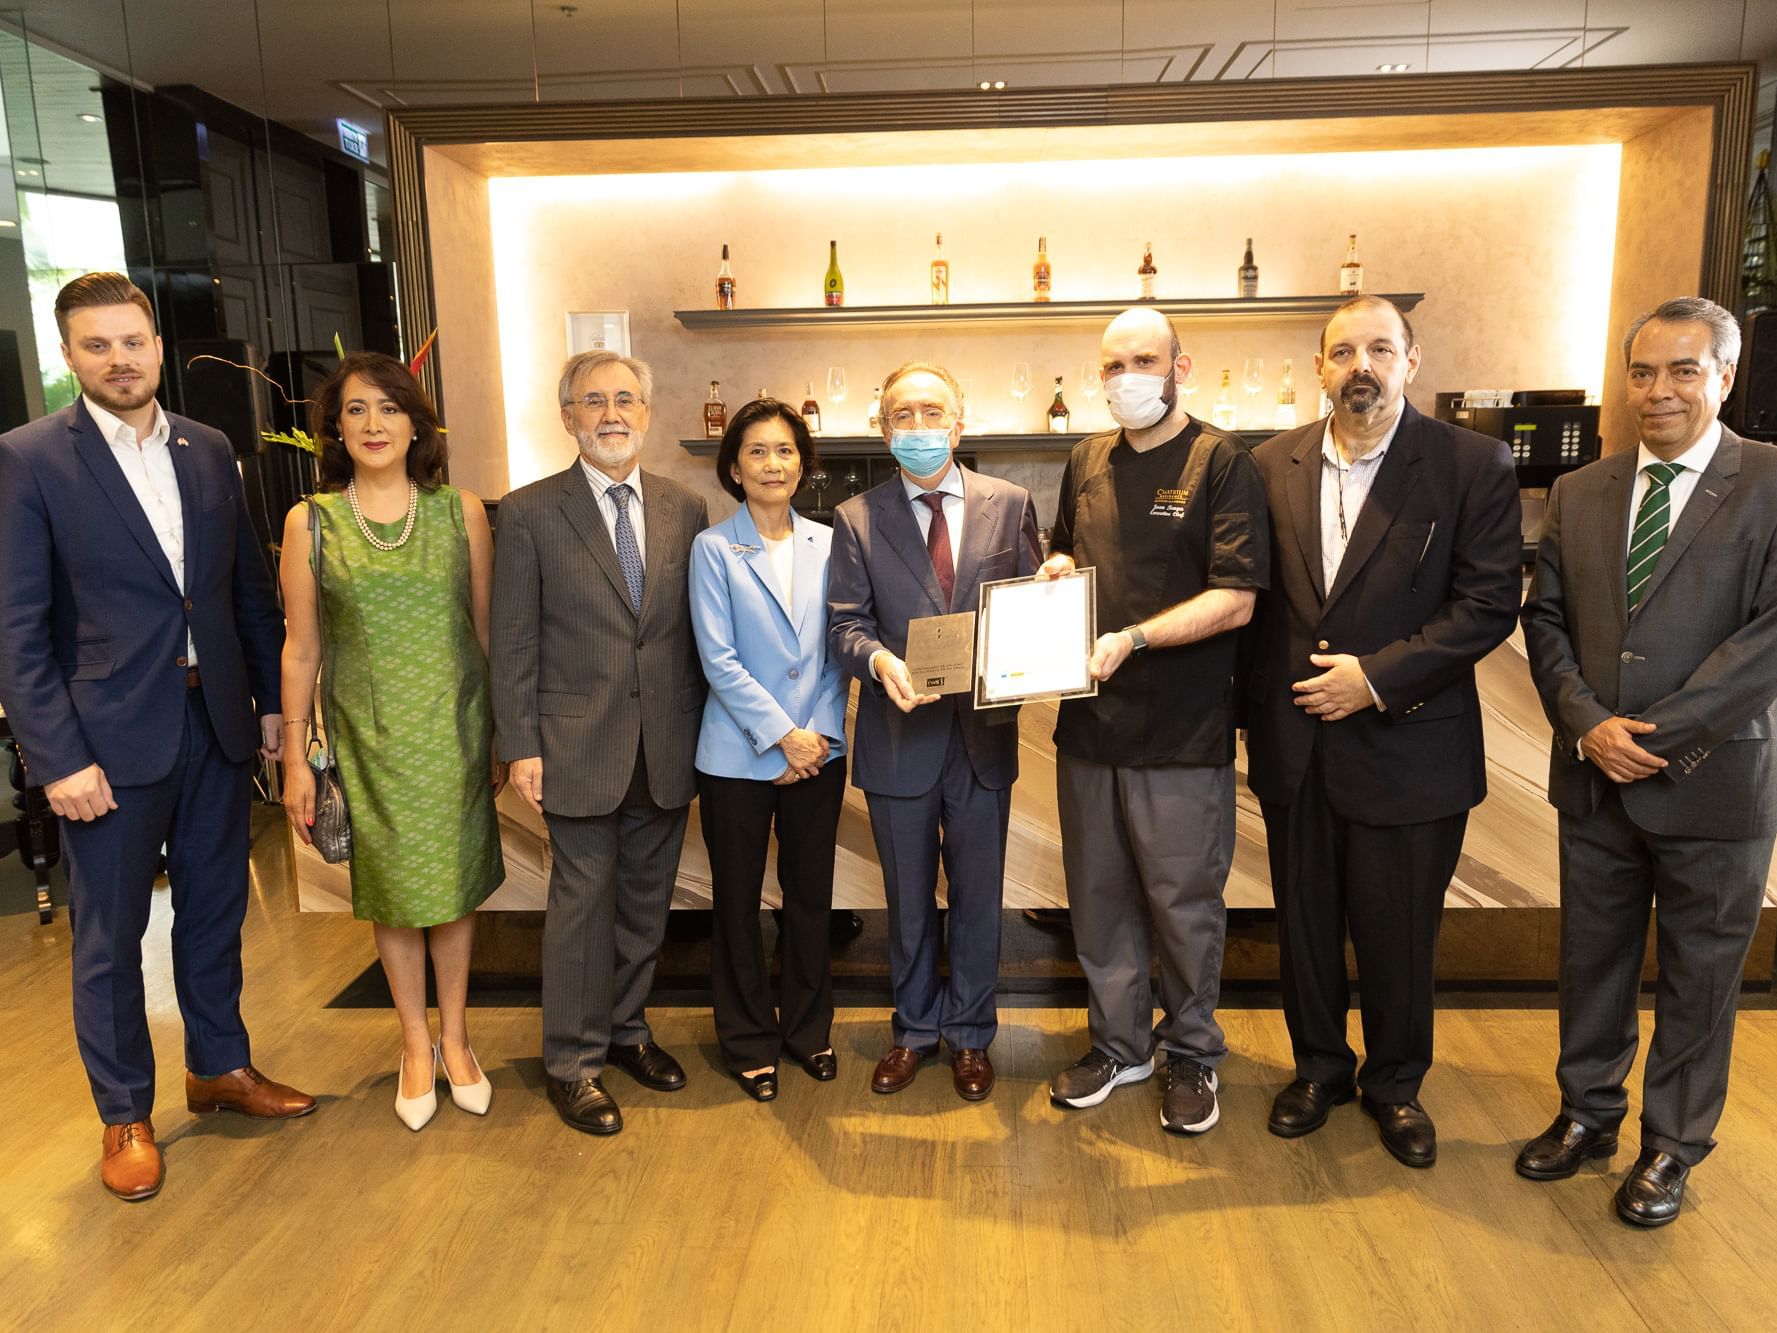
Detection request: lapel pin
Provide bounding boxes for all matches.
[730,542,761,555]
[176,436,190,447]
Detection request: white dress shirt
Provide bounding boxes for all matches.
[1626,422,1721,551]
[1319,405,1406,711]
[86,395,195,665]
[580,456,647,570]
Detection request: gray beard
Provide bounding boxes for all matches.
[578,427,642,471]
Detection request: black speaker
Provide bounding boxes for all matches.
[0,328,29,434]
[1726,309,1777,442]
[178,337,271,457]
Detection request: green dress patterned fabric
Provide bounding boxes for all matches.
[312,486,504,927]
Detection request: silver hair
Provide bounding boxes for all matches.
[880,360,963,412]
[1622,297,1741,367]
[558,350,654,407]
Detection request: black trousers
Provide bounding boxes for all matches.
[1260,743,1467,1102]
[698,758,845,1072]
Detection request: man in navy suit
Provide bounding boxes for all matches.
[0,273,312,1202]
[828,361,1041,1100]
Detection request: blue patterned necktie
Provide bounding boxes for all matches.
[609,482,644,615]
[1626,462,1682,611]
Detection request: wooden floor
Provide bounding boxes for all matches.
[5,829,1777,1331]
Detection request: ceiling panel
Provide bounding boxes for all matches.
[529,0,685,83]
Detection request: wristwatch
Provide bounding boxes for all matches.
[1123,625,1148,653]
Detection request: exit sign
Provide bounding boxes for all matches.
[337,120,369,162]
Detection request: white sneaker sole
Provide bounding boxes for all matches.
[1051,1057,1156,1109]
[1161,1069,1220,1134]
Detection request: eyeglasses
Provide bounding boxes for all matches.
[887,406,955,430]
[574,391,644,413]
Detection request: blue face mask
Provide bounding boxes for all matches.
[889,428,953,479]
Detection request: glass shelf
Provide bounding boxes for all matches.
[674,293,1422,331]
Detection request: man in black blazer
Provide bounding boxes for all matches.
[491,351,708,1136]
[1245,296,1521,1166]
[0,273,311,1202]
[1518,297,1777,1227]
[827,361,1041,1101]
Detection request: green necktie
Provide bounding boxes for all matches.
[1626,462,1683,611]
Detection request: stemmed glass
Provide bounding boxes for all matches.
[808,466,830,512]
[1080,361,1102,402]
[826,366,847,404]
[1010,362,1032,429]
[1242,357,1265,399]
[1181,363,1199,397]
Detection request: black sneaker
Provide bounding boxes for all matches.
[1161,1057,1220,1134]
[1050,1048,1155,1109]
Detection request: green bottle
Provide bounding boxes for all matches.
[824,240,844,308]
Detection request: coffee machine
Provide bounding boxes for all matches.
[1434,390,1601,562]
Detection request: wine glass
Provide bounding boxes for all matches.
[808,466,830,512]
[826,366,847,405]
[1010,362,1032,405]
[1181,363,1199,397]
[1080,360,1102,403]
[1242,357,1265,399]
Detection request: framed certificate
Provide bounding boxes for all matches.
[974,567,1098,709]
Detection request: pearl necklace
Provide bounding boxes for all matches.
[347,478,418,551]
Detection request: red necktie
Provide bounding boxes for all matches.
[918,492,954,608]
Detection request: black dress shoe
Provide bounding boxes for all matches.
[548,1077,622,1135]
[1361,1094,1437,1168]
[734,1069,778,1102]
[1268,1077,1356,1138]
[795,1050,838,1081]
[830,910,864,944]
[1615,1149,1689,1227]
[607,1041,687,1091]
[1516,1115,1619,1181]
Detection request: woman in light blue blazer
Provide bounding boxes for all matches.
[691,399,848,1102]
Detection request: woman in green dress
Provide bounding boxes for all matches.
[278,352,505,1132]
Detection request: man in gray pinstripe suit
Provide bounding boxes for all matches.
[491,351,709,1136]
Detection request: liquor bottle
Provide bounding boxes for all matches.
[801,382,823,435]
[1138,242,1157,300]
[824,240,844,307]
[1212,369,1237,431]
[703,381,727,438]
[715,244,736,310]
[1239,237,1258,298]
[1340,234,1363,293]
[1273,360,1297,431]
[930,232,950,305]
[756,387,770,402]
[867,387,882,432]
[1047,377,1070,433]
[1033,236,1052,303]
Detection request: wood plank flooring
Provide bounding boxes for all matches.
[4,826,1775,1332]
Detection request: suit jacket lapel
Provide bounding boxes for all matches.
[1599,451,1636,632]
[789,512,824,637]
[164,417,202,586]
[557,464,632,615]
[1286,426,1326,603]
[68,402,182,595]
[1323,407,1423,615]
[730,503,793,622]
[951,466,1002,603]
[874,478,948,615]
[1633,433,1742,618]
[638,470,677,623]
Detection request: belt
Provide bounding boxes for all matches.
[185,667,202,689]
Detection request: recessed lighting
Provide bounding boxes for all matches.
[16,168,38,177]
[1377,63,1412,73]
[0,219,15,228]
[977,79,1007,91]
[78,112,101,123]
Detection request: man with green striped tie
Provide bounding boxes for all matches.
[1520,296,1777,1228]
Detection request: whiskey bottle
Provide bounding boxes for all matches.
[1033,236,1052,303]
[824,240,844,307]
[1047,377,1070,433]
[930,233,950,305]
[1273,360,1297,430]
[1340,234,1363,294]
[1138,242,1157,301]
[703,381,727,438]
[1212,369,1237,431]
[867,387,882,432]
[1239,238,1258,298]
[801,382,823,435]
[715,244,736,310]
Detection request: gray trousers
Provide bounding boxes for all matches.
[540,765,690,1080]
[1556,788,1774,1166]
[1057,753,1234,1067]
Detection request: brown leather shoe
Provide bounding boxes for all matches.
[871,1045,927,1094]
[186,1065,317,1119]
[101,1119,163,1201]
[952,1048,995,1101]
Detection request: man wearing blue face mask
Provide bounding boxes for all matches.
[1040,307,1269,1136]
[827,361,1042,1101]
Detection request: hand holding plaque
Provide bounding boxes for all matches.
[902,611,976,696]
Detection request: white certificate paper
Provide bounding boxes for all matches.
[975,568,1099,708]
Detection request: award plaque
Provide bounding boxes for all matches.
[902,611,977,695]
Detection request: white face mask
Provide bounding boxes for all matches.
[1104,371,1171,429]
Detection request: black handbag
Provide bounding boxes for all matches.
[306,498,352,864]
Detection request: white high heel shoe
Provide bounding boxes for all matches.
[439,1042,493,1116]
[394,1048,439,1131]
